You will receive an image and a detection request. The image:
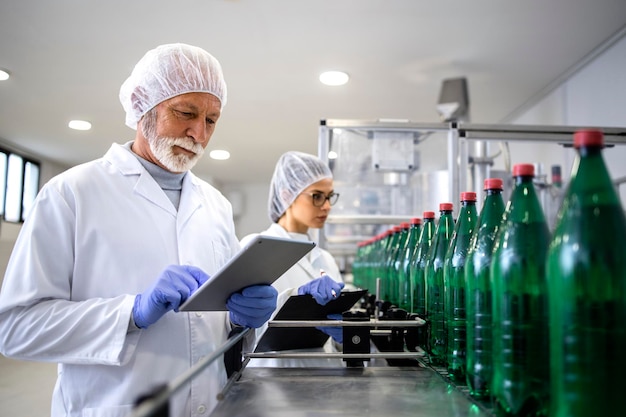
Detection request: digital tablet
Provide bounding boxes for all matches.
[179,235,315,311]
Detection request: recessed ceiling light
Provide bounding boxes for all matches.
[209,149,230,160]
[319,71,349,86]
[68,120,92,131]
[0,69,10,81]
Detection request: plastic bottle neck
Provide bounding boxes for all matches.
[485,188,503,196]
[514,175,534,185]
[577,145,603,158]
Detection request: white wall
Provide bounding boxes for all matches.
[223,182,272,241]
[503,32,626,206]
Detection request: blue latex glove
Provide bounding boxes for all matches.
[133,265,209,329]
[298,275,345,305]
[317,313,343,344]
[227,285,278,328]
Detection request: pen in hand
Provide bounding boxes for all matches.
[320,269,337,298]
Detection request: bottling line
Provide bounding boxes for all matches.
[315,120,626,269]
[129,121,626,417]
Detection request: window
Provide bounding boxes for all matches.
[0,152,6,218]
[0,149,41,223]
[23,161,40,221]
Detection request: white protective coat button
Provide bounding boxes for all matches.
[197,405,206,414]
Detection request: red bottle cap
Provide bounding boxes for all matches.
[400,222,410,229]
[439,202,453,211]
[393,225,403,232]
[484,178,504,190]
[423,211,436,219]
[411,217,422,225]
[574,129,604,148]
[460,191,477,202]
[513,163,534,177]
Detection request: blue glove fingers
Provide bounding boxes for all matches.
[227,304,274,328]
[229,310,273,329]
[182,265,210,287]
[228,285,277,309]
[299,275,344,306]
[155,266,206,311]
[321,275,345,292]
[134,265,210,329]
[226,285,277,328]
[227,292,277,309]
[152,279,191,309]
[172,265,210,311]
[241,284,278,298]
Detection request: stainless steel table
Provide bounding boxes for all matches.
[210,366,493,417]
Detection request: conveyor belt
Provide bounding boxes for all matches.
[210,366,494,417]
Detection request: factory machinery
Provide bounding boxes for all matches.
[129,121,626,417]
[130,302,495,417]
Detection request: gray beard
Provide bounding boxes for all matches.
[147,136,205,173]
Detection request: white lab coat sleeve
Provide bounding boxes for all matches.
[0,182,140,365]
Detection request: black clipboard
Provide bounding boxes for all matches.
[179,236,315,311]
[254,289,368,352]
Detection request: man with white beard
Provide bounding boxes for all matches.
[0,43,277,417]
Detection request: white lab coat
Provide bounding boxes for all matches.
[240,223,345,368]
[0,143,241,417]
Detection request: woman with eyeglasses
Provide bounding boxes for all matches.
[240,151,348,368]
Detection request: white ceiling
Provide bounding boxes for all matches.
[1,0,625,186]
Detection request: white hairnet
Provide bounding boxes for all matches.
[119,43,227,130]
[268,151,333,222]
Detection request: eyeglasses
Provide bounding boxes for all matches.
[303,192,340,207]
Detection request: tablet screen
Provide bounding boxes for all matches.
[179,235,315,311]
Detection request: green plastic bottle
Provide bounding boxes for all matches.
[386,224,407,306]
[547,130,626,417]
[355,237,376,293]
[359,236,374,296]
[373,229,393,299]
[465,178,505,399]
[425,202,455,366]
[398,217,422,311]
[352,240,366,290]
[491,164,550,417]
[410,211,436,350]
[361,234,382,295]
[444,192,478,381]
[410,211,436,315]
[546,165,564,231]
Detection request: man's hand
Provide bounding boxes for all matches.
[227,285,278,328]
[133,265,209,329]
